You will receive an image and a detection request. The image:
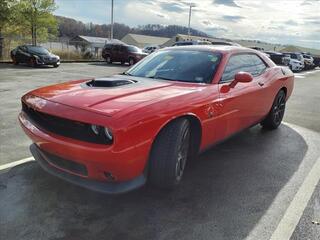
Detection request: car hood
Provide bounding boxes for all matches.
[30,51,59,59]
[28,75,201,117]
[291,59,302,64]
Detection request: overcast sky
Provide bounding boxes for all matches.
[55,0,320,49]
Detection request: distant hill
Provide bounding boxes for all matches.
[56,16,211,40]
[235,39,320,56]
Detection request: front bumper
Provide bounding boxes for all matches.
[30,144,146,194]
[291,64,303,71]
[36,58,60,65]
[18,103,150,184]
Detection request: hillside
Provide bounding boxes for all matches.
[56,16,210,40]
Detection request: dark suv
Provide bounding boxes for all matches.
[102,44,147,65]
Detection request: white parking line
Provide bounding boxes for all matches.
[295,69,320,77]
[245,123,320,240]
[0,157,34,171]
[269,155,320,240]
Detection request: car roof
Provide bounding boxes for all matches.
[24,45,44,48]
[265,51,283,55]
[163,45,256,54]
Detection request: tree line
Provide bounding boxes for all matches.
[0,0,210,58]
[57,16,210,40]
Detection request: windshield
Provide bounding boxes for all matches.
[27,46,50,55]
[297,54,303,61]
[174,42,193,46]
[128,46,141,53]
[126,50,221,83]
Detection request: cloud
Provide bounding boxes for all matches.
[213,0,241,8]
[299,39,320,43]
[221,15,245,22]
[201,20,228,33]
[301,0,319,6]
[159,2,185,13]
[207,26,228,32]
[283,20,299,26]
[202,20,212,26]
[150,10,169,19]
[303,16,320,25]
[267,25,286,31]
[307,20,320,25]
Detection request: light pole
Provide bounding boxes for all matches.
[110,0,114,40]
[188,3,195,37]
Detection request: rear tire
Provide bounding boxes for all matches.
[29,58,37,68]
[106,55,112,64]
[129,57,135,66]
[149,118,190,189]
[12,57,19,65]
[261,90,286,130]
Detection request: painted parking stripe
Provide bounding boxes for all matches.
[0,157,34,171]
[269,155,320,240]
[245,123,320,240]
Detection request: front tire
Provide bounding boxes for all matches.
[261,90,286,130]
[149,119,190,189]
[289,65,293,71]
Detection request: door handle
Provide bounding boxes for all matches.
[258,82,264,86]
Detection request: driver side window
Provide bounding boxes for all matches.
[19,46,27,52]
[221,55,244,83]
[221,53,267,83]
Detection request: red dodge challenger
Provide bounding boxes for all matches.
[19,46,294,193]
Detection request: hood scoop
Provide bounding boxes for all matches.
[86,78,137,88]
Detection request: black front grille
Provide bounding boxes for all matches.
[39,147,88,176]
[22,102,111,144]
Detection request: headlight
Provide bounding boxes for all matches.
[91,124,113,143]
[104,127,113,141]
[91,125,100,135]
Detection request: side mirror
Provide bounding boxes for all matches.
[230,72,253,88]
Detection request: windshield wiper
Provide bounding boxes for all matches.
[148,76,175,81]
[121,72,133,76]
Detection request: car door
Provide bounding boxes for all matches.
[118,45,126,62]
[246,54,272,117]
[112,45,120,62]
[16,46,29,63]
[217,53,268,138]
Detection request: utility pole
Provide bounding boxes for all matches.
[188,3,195,37]
[110,0,114,40]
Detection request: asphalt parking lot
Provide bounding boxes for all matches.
[0,63,320,240]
